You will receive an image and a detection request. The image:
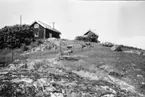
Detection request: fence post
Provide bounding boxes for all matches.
[12,49,14,62]
[59,40,62,55]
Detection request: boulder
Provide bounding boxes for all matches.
[102,42,114,47]
[135,50,144,55]
[67,45,73,49]
[100,86,117,94]
[101,94,115,97]
[111,45,122,51]
[63,50,73,55]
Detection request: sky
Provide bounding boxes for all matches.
[0,0,145,49]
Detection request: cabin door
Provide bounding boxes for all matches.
[49,33,52,38]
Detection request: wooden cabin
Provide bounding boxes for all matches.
[30,21,61,39]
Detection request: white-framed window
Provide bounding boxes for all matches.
[34,24,39,28]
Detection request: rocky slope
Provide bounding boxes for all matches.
[0,39,145,97]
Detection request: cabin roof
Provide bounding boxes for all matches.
[84,30,98,36]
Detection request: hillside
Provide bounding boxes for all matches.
[0,39,145,97]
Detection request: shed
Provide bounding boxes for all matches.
[83,30,99,42]
[84,30,98,38]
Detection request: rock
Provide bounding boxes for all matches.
[100,86,117,94]
[140,82,145,90]
[50,92,64,97]
[101,94,115,97]
[135,50,144,55]
[111,45,122,51]
[18,63,26,69]
[123,50,134,54]
[67,45,73,49]
[137,74,143,78]
[109,71,124,78]
[11,78,33,84]
[45,86,56,92]
[71,92,80,97]
[102,42,114,47]
[9,64,17,70]
[27,61,35,70]
[63,50,73,55]
[14,59,20,62]
[143,52,145,56]
[56,55,79,61]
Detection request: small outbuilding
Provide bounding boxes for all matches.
[30,21,61,39]
[84,30,99,42]
[75,30,99,42]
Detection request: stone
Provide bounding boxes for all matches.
[102,42,114,47]
[71,92,80,97]
[100,86,116,94]
[101,94,115,97]
[50,92,64,97]
[111,45,122,51]
[136,50,144,55]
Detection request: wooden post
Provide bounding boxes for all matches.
[11,33,14,62]
[12,49,14,62]
[20,15,22,25]
[40,44,41,57]
[60,40,62,55]
[44,29,46,39]
[52,22,55,29]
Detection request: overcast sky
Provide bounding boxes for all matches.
[0,0,145,49]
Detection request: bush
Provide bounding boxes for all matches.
[0,24,34,49]
[75,36,98,42]
[21,44,29,51]
[75,36,88,42]
[75,33,99,42]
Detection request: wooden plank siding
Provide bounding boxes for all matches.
[32,23,45,39]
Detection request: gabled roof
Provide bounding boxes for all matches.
[84,30,98,36]
[30,20,61,34]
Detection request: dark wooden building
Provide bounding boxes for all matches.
[30,21,61,39]
[83,30,99,42]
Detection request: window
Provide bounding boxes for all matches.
[35,31,39,37]
[34,24,39,28]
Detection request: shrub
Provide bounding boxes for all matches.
[75,35,98,42]
[0,24,34,49]
[75,36,87,41]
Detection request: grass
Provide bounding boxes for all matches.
[0,48,28,66]
[56,43,145,94]
[1,40,145,96]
